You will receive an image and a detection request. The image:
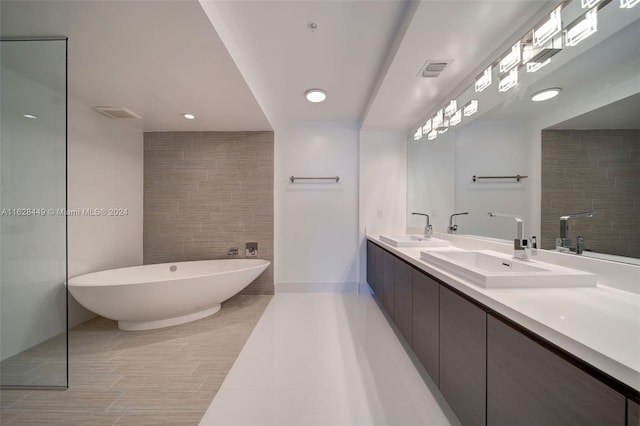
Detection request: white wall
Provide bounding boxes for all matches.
[359,131,407,230]
[454,120,533,241]
[274,122,359,290]
[407,130,456,233]
[67,99,144,327]
[359,130,407,284]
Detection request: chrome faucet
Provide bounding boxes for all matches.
[412,212,432,239]
[557,211,595,254]
[448,212,469,234]
[488,212,532,261]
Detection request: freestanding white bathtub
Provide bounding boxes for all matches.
[69,259,270,331]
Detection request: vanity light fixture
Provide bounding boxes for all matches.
[422,119,432,134]
[182,113,196,120]
[432,109,444,129]
[437,125,449,135]
[527,58,552,72]
[437,118,450,134]
[427,129,438,141]
[413,128,423,141]
[304,89,327,103]
[475,66,492,93]
[23,114,37,119]
[565,9,597,46]
[531,87,561,101]
[499,42,521,73]
[523,33,562,70]
[533,6,562,47]
[449,109,462,126]
[498,69,519,92]
[444,100,457,117]
[463,100,478,117]
[620,0,639,7]
[582,0,601,6]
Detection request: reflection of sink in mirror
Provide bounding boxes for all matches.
[379,235,450,248]
[420,249,597,288]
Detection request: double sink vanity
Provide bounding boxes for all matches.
[367,231,640,425]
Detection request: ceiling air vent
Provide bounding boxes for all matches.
[94,106,142,119]
[418,59,453,78]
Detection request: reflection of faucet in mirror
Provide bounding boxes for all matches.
[557,211,596,254]
[412,212,432,239]
[448,212,469,234]
[488,212,534,261]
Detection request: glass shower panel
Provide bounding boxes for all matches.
[0,38,68,388]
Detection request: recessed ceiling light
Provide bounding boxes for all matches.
[23,114,37,119]
[304,89,326,103]
[182,113,196,120]
[531,88,561,102]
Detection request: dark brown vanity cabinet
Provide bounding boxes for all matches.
[382,251,395,315]
[412,270,439,385]
[366,241,635,426]
[366,241,376,291]
[392,257,413,344]
[366,241,384,299]
[487,315,626,426]
[629,399,640,426]
[440,287,487,426]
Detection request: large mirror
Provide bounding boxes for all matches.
[407,0,639,263]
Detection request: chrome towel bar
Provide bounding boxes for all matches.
[290,176,340,183]
[472,174,528,182]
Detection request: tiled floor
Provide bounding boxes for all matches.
[200,293,459,426]
[0,295,271,426]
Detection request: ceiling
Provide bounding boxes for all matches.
[202,0,409,128]
[477,11,640,129]
[0,0,271,131]
[550,93,640,130]
[361,0,554,131]
[1,0,571,133]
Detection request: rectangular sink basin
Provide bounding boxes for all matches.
[380,234,450,248]
[420,249,597,288]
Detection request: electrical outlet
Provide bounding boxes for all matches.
[245,242,258,257]
[377,209,384,219]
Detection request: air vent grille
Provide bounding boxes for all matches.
[418,59,453,78]
[94,106,142,119]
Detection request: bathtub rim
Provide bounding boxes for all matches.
[68,258,271,287]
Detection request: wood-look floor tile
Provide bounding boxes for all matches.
[109,342,188,361]
[0,408,23,425]
[69,374,124,391]
[111,361,200,377]
[6,410,123,425]
[109,375,207,391]
[0,391,31,409]
[114,411,203,425]
[199,374,227,391]
[191,359,237,377]
[107,391,215,412]
[1,294,272,424]
[13,390,122,412]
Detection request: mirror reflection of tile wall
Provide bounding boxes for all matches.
[541,129,640,258]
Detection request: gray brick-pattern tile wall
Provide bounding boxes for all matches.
[541,129,640,258]
[144,131,274,294]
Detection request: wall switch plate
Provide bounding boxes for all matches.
[245,242,258,257]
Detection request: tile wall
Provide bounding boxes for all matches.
[144,131,274,294]
[541,129,640,258]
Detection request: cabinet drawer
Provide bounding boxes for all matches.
[487,315,625,426]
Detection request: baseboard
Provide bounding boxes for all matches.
[275,282,360,293]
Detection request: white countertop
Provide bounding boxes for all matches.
[367,232,640,392]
